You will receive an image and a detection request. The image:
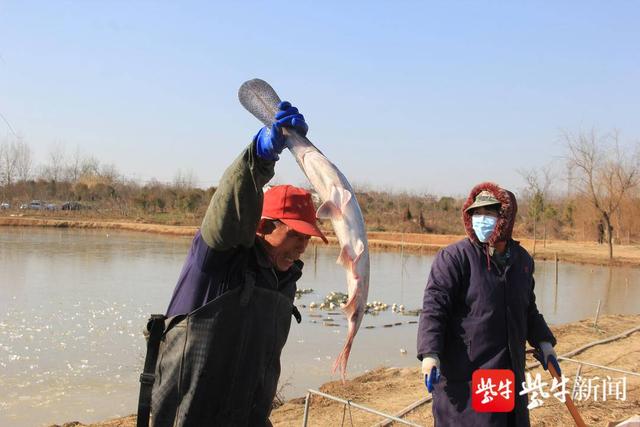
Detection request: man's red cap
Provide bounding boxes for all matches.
[262,185,328,243]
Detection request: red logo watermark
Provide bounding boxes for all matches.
[472,369,515,412]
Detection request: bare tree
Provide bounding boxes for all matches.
[0,138,18,186]
[0,142,8,200]
[67,146,84,182]
[81,155,100,177]
[0,142,8,186]
[99,163,120,183]
[565,129,640,260]
[0,138,32,200]
[519,165,553,254]
[173,168,198,189]
[14,138,33,181]
[43,144,67,182]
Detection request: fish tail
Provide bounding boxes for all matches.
[332,339,353,383]
[334,287,365,381]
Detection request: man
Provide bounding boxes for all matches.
[417,182,559,426]
[151,101,327,426]
[597,220,605,244]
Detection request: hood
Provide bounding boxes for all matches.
[462,182,518,246]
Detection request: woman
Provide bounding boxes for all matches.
[417,182,559,426]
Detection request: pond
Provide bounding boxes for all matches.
[1,227,638,426]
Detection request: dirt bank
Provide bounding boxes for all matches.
[3,215,640,267]
[48,314,640,427]
[0,216,199,237]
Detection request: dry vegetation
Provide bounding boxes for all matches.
[4,180,640,268]
[2,180,640,243]
[2,130,639,251]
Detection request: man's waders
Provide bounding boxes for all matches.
[137,268,296,427]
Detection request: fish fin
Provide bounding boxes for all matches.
[336,245,361,280]
[353,239,365,263]
[349,239,365,279]
[316,200,340,219]
[336,244,353,266]
[331,185,352,213]
[336,241,364,278]
[318,186,352,220]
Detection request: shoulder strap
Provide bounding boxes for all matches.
[239,268,256,307]
[136,314,167,427]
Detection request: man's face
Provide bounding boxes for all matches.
[263,221,311,271]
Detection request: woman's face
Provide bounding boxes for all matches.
[473,206,500,217]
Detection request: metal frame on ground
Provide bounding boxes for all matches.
[301,389,424,427]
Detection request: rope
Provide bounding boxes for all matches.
[558,356,640,378]
[0,110,18,138]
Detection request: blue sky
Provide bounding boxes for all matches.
[1,1,638,196]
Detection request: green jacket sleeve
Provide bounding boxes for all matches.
[200,140,276,250]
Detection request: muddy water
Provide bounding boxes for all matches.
[1,227,638,426]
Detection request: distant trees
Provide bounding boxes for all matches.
[3,131,639,242]
[348,187,463,234]
[67,147,99,182]
[436,196,456,212]
[565,129,640,260]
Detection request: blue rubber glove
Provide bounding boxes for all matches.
[255,101,308,161]
[425,366,441,393]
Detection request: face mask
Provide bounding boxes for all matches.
[472,215,497,243]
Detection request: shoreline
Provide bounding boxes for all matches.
[47,314,640,427]
[3,215,640,268]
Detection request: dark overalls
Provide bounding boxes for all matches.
[151,243,301,426]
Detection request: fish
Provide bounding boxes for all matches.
[238,78,370,380]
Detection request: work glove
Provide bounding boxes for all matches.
[421,354,441,392]
[254,101,308,161]
[535,341,562,376]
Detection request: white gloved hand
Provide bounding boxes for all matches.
[421,354,441,392]
[421,354,440,376]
